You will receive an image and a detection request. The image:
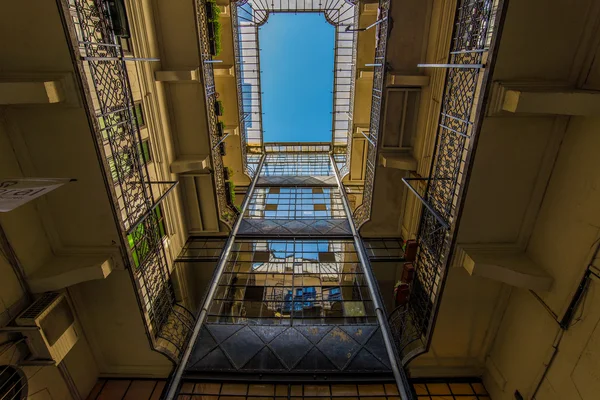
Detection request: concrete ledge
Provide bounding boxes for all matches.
[0,81,62,104]
[488,81,600,116]
[27,255,115,293]
[0,72,79,106]
[214,65,235,77]
[359,70,374,79]
[155,69,199,82]
[379,152,417,171]
[386,74,430,87]
[170,156,210,174]
[456,244,553,291]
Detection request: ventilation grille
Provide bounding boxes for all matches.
[19,292,60,320]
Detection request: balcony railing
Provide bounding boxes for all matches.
[196,0,240,227]
[231,3,263,177]
[331,6,359,147]
[62,0,193,361]
[351,0,390,228]
[389,0,506,364]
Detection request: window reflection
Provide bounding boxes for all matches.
[245,187,345,219]
[262,153,332,176]
[207,239,376,325]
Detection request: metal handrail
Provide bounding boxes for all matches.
[352,0,390,228]
[231,3,263,176]
[331,155,414,399]
[390,0,507,365]
[163,154,266,400]
[195,0,240,227]
[63,0,191,362]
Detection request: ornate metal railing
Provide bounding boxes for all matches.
[195,0,239,226]
[338,9,358,179]
[231,4,257,177]
[334,5,359,155]
[389,0,505,363]
[331,5,359,147]
[62,0,193,362]
[352,0,390,228]
[232,0,266,155]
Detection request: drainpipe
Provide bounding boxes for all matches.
[164,153,266,400]
[329,154,413,400]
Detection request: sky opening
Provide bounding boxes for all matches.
[259,13,335,143]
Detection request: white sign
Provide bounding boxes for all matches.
[0,178,73,212]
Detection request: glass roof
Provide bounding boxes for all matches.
[232,0,358,148]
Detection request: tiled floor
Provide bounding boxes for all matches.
[176,382,403,399]
[86,379,165,400]
[412,381,490,399]
[86,379,491,400]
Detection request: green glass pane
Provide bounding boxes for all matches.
[98,117,109,140]
[134,103,145,127]
[140,140,151,164]
[154,206,166,237]
[127,223,146,268]
[108,158,117,180]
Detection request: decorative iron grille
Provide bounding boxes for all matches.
[231,4,252,177]
[196,0,240,227]
[388,0,505,363]
[338,6,359,179]
[331,5,359,147]
[351,0,390,228]
[231,1,265,153]
[63,0,193,361]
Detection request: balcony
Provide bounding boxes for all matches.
[194,0,240,227]
[63,0,193,361]
[387,0,505,363]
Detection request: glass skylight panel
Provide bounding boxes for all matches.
[232,0,358,150]
[209,239,376,324]
[245,187,345,219]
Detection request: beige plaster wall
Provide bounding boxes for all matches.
[0,1,177,393]
[152,0,212,159]
[360,167,408,236]
[484,116,600,399]
[527,117,600,315]
[483,288,559,400]
[409,268,508,377]
[458,116,559,244]
[403,0,600,385]
[492,0,597,83]
[0,237,98,399]
[69,270,173,377]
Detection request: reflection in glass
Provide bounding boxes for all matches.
[207,239,376,325]
[245,187,345,219]
[262,153,332,176]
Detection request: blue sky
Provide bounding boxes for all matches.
[259,13,334,143]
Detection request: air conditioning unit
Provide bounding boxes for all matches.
[15,292,79,365]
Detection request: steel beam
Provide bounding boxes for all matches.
[164,154,266,400]
[330,155,413,400]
